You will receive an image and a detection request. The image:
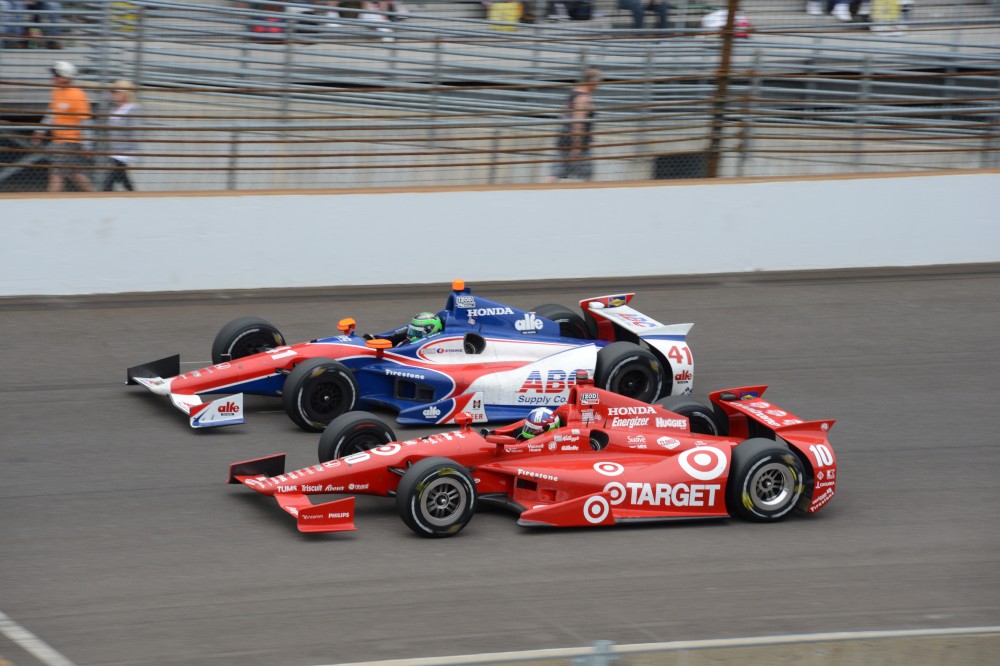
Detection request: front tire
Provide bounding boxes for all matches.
[282,358,358,432]
[655,396,729,436]
[396,457,477,538]
[318,411,396,463]
[594,341,664,403]
[532,304,592,339]
[211,316,285,364]
[727,438,805,522]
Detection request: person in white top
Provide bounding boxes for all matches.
[102,79,142,191]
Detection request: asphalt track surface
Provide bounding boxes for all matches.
[2,266,999,666]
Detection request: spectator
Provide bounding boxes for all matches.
[544,66,602,183]
[102,79,142,192]
[359,0,393,41]
[1,1,27,49]
[618,0,668,30]
[26,0,61,49]
[806,0,853,22]
[33,60,95,192]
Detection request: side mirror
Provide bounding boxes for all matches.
[455,412,474,429]
[365,337,392,358]
[338,318,356,336]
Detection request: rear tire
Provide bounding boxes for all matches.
[532,304,592,339]
[282,358,358,432]
[727,438,805,522]
[396,457,477,538]
[594,341,664,403]
[211,316,285,364]
[655,396,729,436]
[318,411,396,463]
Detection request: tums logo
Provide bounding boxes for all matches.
[515,312,544,332]
[218,401,240,414]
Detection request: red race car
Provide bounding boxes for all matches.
[229,376,837,538]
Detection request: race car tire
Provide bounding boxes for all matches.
[396,457,477,538]
[211,316,286,364]
[727,438,805,522]
[594,341,664,403]
[531,304,592,340]
[282,358,359,432]
[655,397,729,436]
[318,411,397,463]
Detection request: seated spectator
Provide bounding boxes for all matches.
[26,0,62,49]
[359,0,394,41]
[618,0,668,30]
[1,1,28,49]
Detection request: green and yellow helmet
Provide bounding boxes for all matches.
[406,312,443,342]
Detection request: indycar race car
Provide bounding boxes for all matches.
[228,376,837,537]
[128,281,695,431]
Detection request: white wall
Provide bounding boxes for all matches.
[1,172,997,297]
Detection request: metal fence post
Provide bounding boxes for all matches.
[736,49,762,177]
[571,640,620,666]
[133,7,146,89]
[636,46,654,158]
[852,56,873,170]
[705,0,740,178]
[428,38,442,147]
[227,128,240,190]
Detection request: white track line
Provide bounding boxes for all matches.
[321,626,1000,666]
[0,610,75,666]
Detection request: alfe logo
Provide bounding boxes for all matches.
[218,401,240,415]
[675,370,692,382]
[515,312,544,333]
[423,405,441,418]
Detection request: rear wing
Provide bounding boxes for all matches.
[582,295,694,392]
[709,385,836,444]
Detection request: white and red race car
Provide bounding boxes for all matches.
[128,281,695,431]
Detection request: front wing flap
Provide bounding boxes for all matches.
[229,453,357,533]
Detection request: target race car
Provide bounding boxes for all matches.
[127,281,695,431]
[228,376,837,537]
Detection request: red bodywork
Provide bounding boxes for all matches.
[229,381,836,534]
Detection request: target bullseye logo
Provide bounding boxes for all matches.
[678,446,727,480]
[594,461,624,477]
[372,443,401,456]
[583,496,610,524]
[603,481,627,505]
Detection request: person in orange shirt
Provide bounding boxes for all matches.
[33,61,95,192]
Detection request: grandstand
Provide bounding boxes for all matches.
[1,0,998,190]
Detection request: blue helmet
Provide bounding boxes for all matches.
[519,407,560,440]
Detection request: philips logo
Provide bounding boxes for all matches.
[515,312,544,333]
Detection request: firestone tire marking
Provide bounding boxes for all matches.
[584,496,610,524]
[678,445,727,480]
[594,462,625,477]
[372,443,401,456]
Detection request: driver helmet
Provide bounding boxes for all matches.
[519,407,561,440]
[406,312,443,342]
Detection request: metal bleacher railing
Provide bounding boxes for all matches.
[1,0,998,192]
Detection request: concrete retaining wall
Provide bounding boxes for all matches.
[1,171,997,297]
